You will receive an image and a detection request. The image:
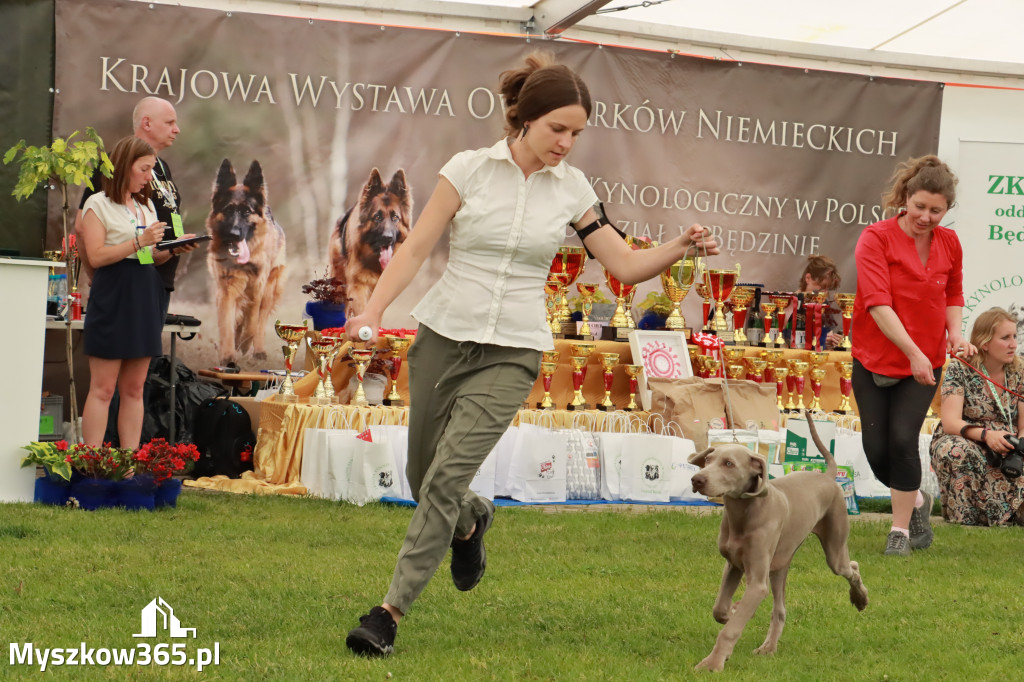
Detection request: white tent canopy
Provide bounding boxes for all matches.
[181,0,1024,86]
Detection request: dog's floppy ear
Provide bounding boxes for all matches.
[688,447,714,468]
[739,453,769,498]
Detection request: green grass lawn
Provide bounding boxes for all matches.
[2,491,1023,681]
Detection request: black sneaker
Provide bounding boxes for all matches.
[346,606,397,657]
[909,491,934,550]
[451,507,494,591]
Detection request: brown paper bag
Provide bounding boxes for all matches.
[724,379,781,431]
[648,377,728,451]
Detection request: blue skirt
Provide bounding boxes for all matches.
[84,257,164,359]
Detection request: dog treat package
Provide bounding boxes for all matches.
[723,379,780,432]
[758,428,786,465]
[782,462,860,515]
[707,429,759,453]
[647,377,729,450]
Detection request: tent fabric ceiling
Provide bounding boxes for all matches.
[435,0,1024,76]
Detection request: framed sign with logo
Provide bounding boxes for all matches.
[627,330,693,411]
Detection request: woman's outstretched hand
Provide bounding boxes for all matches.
[683,224,720,255]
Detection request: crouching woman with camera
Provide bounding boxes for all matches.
[931,307,1024,526]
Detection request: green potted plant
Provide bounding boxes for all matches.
[302,270,349,331]
[21,440,75,505]
[5,128,113,444]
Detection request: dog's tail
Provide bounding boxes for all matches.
[804,409,837,478]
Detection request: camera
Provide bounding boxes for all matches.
[1000,435,1024,479]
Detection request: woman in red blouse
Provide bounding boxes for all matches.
[851,155,976,557]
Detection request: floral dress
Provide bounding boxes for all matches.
[930,359,1024,526]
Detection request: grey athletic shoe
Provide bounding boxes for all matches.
[909,491,934,550]
[884,530,911,557]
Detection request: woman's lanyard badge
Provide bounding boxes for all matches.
[154,159,184,238]
[981,364,1014,429]
[125,200,155,265]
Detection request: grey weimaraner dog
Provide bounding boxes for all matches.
[688,412,868,672]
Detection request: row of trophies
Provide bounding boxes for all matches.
[272,320,413,407]
[270,322,854,414]
[544,244,857,350]
[536,341,645,412]
[693,347,855,414]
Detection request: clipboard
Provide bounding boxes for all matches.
[155,235,212,251]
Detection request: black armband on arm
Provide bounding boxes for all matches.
[572,203,627,257]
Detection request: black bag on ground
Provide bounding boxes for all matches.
[104,355,224,446]
[191,398,256,479]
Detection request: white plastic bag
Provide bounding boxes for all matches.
[345,431,400,506]
[369,424,411,500]
[618,432,674,503]
[506,423,568,503]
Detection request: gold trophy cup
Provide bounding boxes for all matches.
[307,336,340,405]
[660,257,696,332]
[539,362,558,409]
[745,357,768,383]
[730,286,756,345]
[808,367,827,411]
[383,335,413,406]
[538,350,560,408]
[694,259,713,333]
[770,293,793,348]
[835,293,856,350]
[836,360,854,413]
[787,359,809,412]
[545,273,569,336]
[348,347,376,407]
[274,320,309,402]
[597,352,619,411]
[624,364,643,411]
[773,366,789,412]
[568,356,590,410]
[550,246,587,336]
[759,300,778,347]
[705,264,741,341]
[723,347,746,380]
[576,282,600,340]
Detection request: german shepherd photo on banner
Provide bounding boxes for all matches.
[206,159,287,365]
[329,168,412,316]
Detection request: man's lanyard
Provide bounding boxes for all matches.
[153,158,178,212]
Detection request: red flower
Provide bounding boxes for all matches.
[55,440,68,451]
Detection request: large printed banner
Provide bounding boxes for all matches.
[53,0,942,370]
[955,140,1024,337]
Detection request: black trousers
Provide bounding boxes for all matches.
[851,359,940,491]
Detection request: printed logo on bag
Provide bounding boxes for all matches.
[644,464,661,482]
[539,456,555,479]
[378,470,394,489]
[8,597,221,672]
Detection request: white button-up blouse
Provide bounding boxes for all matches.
[411,138,598,351]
